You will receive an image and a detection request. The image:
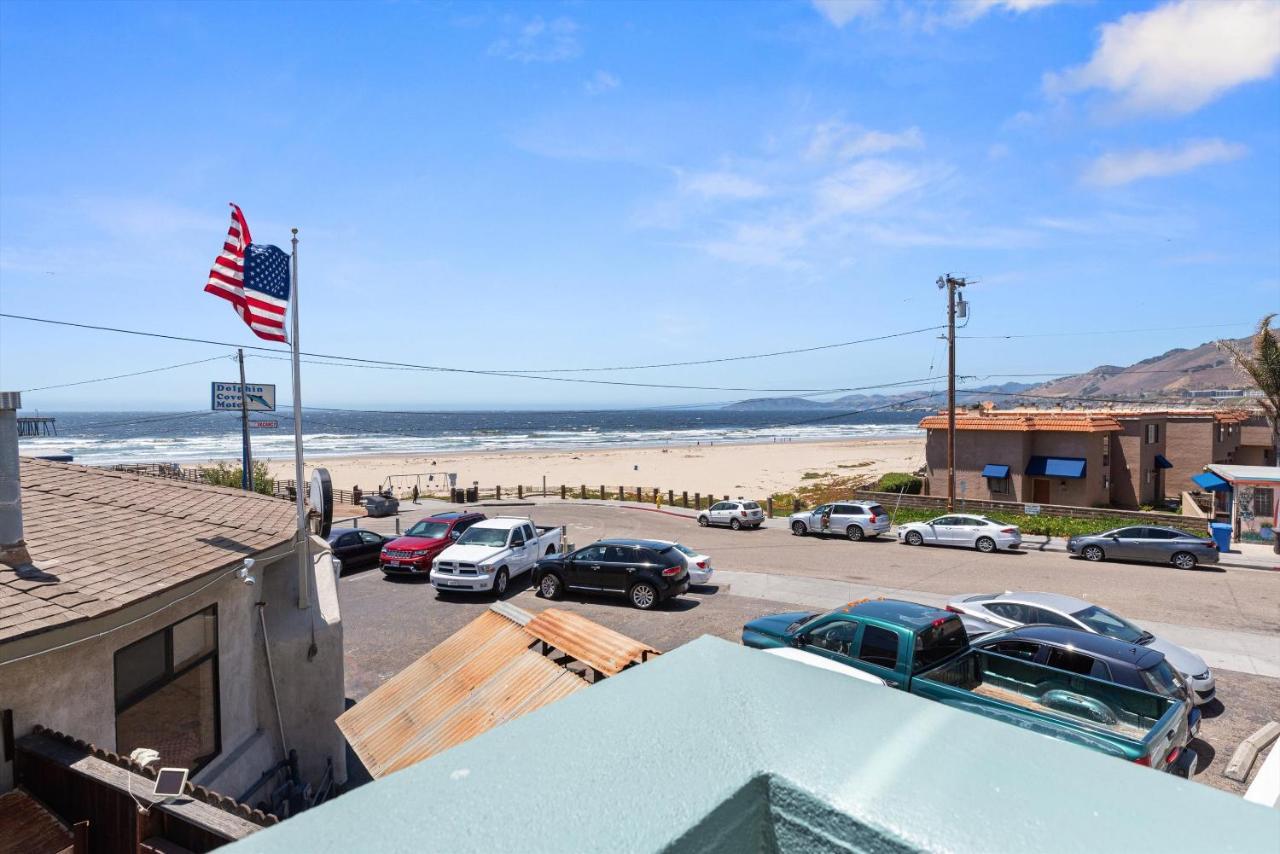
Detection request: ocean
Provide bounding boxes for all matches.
[16,409,925,466]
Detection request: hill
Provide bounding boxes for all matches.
[1029,336,1250,399]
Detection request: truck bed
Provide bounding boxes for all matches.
[915,649,1181,758]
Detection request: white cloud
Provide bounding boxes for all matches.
[584,70,620,95]
[811,0,884,28]
[1048,0,1280,115]
[806,122,924,160]
[679,171,770,200]
[488,16,581,63]
[816,159,930,214]
[1082,139,1247,187]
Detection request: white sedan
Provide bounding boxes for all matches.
[897,514,1021,553]
[665,541,714,585]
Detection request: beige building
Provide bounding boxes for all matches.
[922,406,1270,510]
[0,431,345,824]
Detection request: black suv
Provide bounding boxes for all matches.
[533,538,689,610]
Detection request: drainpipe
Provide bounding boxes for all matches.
[257,602,290,758]
[0,392,31,569]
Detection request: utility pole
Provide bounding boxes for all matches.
[237,348,253,492]
[937,274,969,511]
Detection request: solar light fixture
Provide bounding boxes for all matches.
[153,767,189,798]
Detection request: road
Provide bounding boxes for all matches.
[339,500,1280,795]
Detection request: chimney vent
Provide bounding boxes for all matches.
[0,391,30,568]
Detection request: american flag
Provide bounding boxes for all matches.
[204,203,291,343]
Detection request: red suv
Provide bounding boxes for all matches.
[380,512,486,576]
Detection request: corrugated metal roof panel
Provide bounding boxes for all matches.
[524,608,660,676]
[380,652,586,776]
[340,604,656,779]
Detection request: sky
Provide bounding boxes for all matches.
[1,0,1277,411]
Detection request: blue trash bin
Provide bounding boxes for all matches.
[1209,522,1232,553]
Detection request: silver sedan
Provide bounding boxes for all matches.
[1066,526,1218,570]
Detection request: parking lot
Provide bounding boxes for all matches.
[339,500,1280,795]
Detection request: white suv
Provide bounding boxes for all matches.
[789,501,890,541]
[698,500,764,530]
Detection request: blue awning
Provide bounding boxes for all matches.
[1192,471,1230,492]
[1155,454,1173,469]
[1025,456,1086,479]
[981,464,1010,479]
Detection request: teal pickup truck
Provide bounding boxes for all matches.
[742,599,1191,774]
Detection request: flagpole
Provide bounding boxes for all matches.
[290,227,310,609]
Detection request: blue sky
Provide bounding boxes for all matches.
[1,0,1277,410]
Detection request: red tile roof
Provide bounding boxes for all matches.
[918,412,1123,433]
[0,459,297,646]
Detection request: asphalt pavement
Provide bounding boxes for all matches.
[339,499,1280,796]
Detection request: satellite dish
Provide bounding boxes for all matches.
[309,468,334,538]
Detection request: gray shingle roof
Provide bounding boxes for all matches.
[0,459,297,645]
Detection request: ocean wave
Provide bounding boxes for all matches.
[18,422,922,465]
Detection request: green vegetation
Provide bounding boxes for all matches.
[801,471,832,480]
[883,506,1207,539]
[875,472,923,494]
[200,460,273,495]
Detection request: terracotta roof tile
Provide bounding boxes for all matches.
[918,411,1123,433]
[1,458,297,646]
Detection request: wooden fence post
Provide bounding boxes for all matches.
[619,485,624,501]
[496,485,502,500]
[695,492,701,510]
[682,490,688,508]
[634,487,641,502]
[561,484,567,499]
[582,484,587,499]
[668,489,675,506]
[767,496,773,518]
[517,484,523,499]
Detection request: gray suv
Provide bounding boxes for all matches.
[790,501,890,541]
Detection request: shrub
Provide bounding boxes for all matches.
[200,460,273,495]
[876,473,923,494]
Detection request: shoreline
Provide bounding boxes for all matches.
[238,436,926,498]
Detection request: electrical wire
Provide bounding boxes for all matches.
[19,355,230,393]
[959,322,1252,340]
[0,312,942,380]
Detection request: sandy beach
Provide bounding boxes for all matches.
[253,437,924,498]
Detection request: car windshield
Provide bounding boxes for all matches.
[788,612,821,632]
[912,618,968,672]
[1070,605,1146,644]
[670,543,696,556]
[405,521,449,539]
[455,527,509,547]
[1141,661,1186,699]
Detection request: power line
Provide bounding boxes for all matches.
[71,410,218,431]
[959,321,1251,340]
[19,355,230,393]
[500,326,945,372]
[1,311,940,382]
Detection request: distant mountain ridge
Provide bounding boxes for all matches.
[724,335,1253,411]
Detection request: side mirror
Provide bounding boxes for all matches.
[1109,535,1120,541]
[449,530,460,539]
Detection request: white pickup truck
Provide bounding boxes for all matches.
[430,517,564,596]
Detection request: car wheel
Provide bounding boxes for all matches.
[1081,545,1105,562]
[629,582,659,610]
[905,530,924,546]
[698,515,709,527]
[493,568,509,597]
[847,525,865,542]
[730,518,741,531]
[538,573,563,600]
[975,536,996,553]
[1172,551,1198,570]
[792,521,807,536]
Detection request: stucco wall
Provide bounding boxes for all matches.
[0,568,269,795]
[1111,416,1166,508]
[1163,417,1216,497]
[0,538,345,801]
[1024,432,1107,507]
[925,429,1031,502]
